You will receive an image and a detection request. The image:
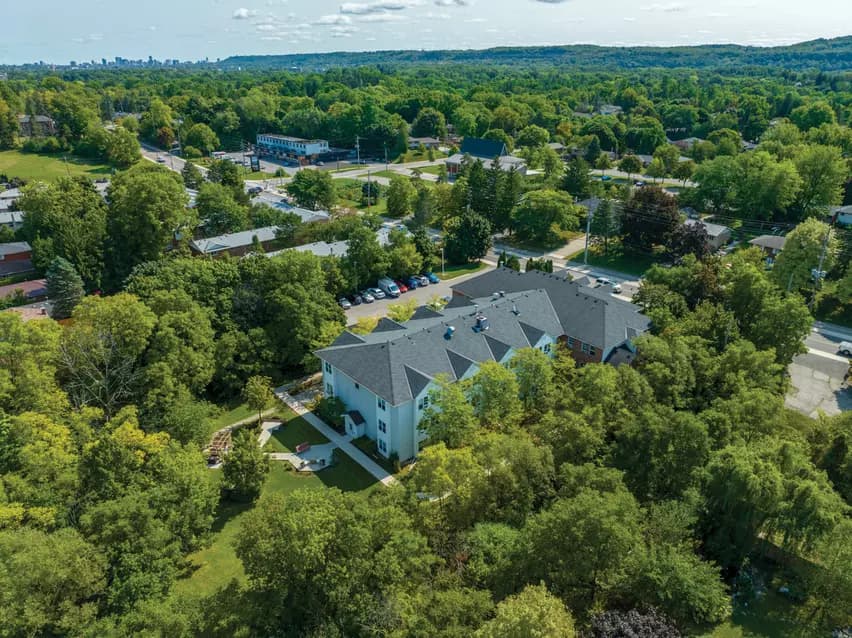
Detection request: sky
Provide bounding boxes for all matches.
[2,0,851,65]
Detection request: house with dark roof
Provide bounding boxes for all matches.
[315,267,649,461]
[17,115,56,137]
[445,137,527,178]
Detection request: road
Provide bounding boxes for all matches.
[788,323,852,416]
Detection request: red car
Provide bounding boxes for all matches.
[394,279,409,293]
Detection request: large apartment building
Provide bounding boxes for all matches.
[315,268,650,461]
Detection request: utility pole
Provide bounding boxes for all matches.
[441,246,445,275]
[384,143,388,172]
[355,135,360,165]
[583,205,594,266]
[366,168,371,210]
[810,226,833,310]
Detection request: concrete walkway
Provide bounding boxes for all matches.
[275,388,399,487]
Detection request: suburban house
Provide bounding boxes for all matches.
[830,204,852,227]
[0,241,34,276]
[0,278,47,303]
[315,268,650,461]
[683,218,732,250]
[408,136,441,150]
[445,137,527,177]
[266,224,394,260]
[17,115,56,137]
[0,211,24,231]
[190,226,281,257]
[749,234,787,256]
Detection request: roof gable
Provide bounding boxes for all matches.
[329,331,366,348]
[410,306,444,321]
[519,321,545,347]
[460,137,507,159]
[373,317,407,333]
[484,334,512,362]
[446,349,476,380]
[404,365,432,398]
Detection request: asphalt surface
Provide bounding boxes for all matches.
[342,267,490,325]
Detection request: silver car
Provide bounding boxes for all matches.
[360,290,375,303]
[369,287,386,300]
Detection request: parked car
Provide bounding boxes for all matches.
[839,341,852,356]
[360,290,375,303]
[416,275,430,286]
[595,277,622,294]
[394,280,409,293]
[406,276,420,289]
[368,287,386,300]
[247,185,262,195]
[424,272,440,284]
[349,293,363,305]
[338,297,352,310]
[156,155,165,163]
[378,277,401,298]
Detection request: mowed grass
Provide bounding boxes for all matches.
[174,407,378,597]
[566,245,658,277]
[0,150,111,181]
[438,261,486,280]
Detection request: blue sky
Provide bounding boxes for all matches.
[3,0,850,65]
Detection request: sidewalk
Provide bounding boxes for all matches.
[274,387,399,487]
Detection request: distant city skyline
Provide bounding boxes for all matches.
[3,0,851,66]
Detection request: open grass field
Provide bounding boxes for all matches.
[566,245,659,277]
[0,150,111,181]
[174,407,378,597]
[417,164,444,175]
[438,261,486,280]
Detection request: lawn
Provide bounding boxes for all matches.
[394,149,447,163]
[565,246,658,277]
[210,402,257,430]
[0,150,111,181]
[418,164,444,175]
[437,261,486,280]
[174,409,378,598]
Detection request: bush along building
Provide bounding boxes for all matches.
[315,268,650,461]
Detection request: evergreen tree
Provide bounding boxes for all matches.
[46,257,85,319]
[223,427,269,502]
[589,199,621,254]
[181,161,204,190]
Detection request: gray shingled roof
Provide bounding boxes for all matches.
[191,226,280,255]
[451,267,650,354]
[460,137,507,159]
[0,241,31,258]
[317,290,564,405]
[749,235,787,250]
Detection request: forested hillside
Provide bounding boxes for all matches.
[221,36,852,71]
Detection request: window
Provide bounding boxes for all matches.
[326,383,334,396]
[324,362,332,374]
[589,347,597,357]
[354,383,360,390]
[377,397,386,411]
[567,337,575,348]
[581,343,590,354]
[542,343,552,354]
[378,419,387,434]
[418,395,431,411]
[378,439,387,453]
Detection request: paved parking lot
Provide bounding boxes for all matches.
[786,329,852,417]
[343,268,491,325]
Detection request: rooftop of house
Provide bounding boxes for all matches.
[409,136,440,144]
[0,278,46,300]
[450,267,650,354]
[17,115,54,123]
[445,154,526,170]
[316,289,565,406]
[0,241,32,257]
[749,235,787,250]
[0,211,24,225]
[0,188,21,200]
[190,226,279,255]
[684,218,731,238]
[459,137,508,159]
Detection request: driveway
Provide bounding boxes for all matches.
[787,323,852,417]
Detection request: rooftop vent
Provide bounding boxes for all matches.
[475,315,490,332]
[512,303,519,315]
[499,290,506,297]
[444,326,456,340]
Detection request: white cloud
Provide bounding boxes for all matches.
[341,0,421,14]
[232,8,257,19]
[464,17,486,22]
[356,12,407,22]
[623,16,637,21]
[435,0,469,5]
[533,0,569,3]
[314,14,352,24]
[423,11,450,18]
[331,24,359,33]
[640,2,684,12]
[256,23,278,31]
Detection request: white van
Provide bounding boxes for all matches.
[378,277,401,298]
